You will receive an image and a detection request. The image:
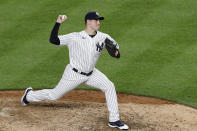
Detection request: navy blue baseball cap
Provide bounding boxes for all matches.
[85,11,104,22]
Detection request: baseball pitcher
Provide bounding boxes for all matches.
[21,11,129,130]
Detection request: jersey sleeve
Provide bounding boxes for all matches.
[58,33,75,46]
[105,34,119,49]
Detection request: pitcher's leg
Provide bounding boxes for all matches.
[26,79,84,102]
[85,69,119,122]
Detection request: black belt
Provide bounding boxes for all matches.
[72,68,93,76]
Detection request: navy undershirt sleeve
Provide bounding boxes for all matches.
[49,22,60,45]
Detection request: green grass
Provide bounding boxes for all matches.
[0,0,197,108]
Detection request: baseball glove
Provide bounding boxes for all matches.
[105,38,118,57]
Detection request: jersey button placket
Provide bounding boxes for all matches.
[90,38,96,70]
[87,38,93,71]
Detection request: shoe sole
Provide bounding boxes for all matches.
[108,123,128,130]
[21,87,32,106]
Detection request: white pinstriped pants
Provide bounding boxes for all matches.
[26,64,119,122]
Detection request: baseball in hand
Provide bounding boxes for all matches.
[61,15,66,20]
[56,15,67,23]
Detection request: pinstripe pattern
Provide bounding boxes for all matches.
[85,68,119,122]
[27,78,85,101]
[58,31,118,73]
[26,30,120,122]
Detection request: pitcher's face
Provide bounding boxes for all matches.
[87,19,100,31]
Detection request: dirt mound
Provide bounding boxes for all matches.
[0,90,197,131]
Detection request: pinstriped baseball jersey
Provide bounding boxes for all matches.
[58,31,119,73]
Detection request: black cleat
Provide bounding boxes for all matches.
[21,87,33,106]
[108,120,129,130]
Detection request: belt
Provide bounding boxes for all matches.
[72,68,93,76]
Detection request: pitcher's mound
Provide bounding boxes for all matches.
[0,90,197,131]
